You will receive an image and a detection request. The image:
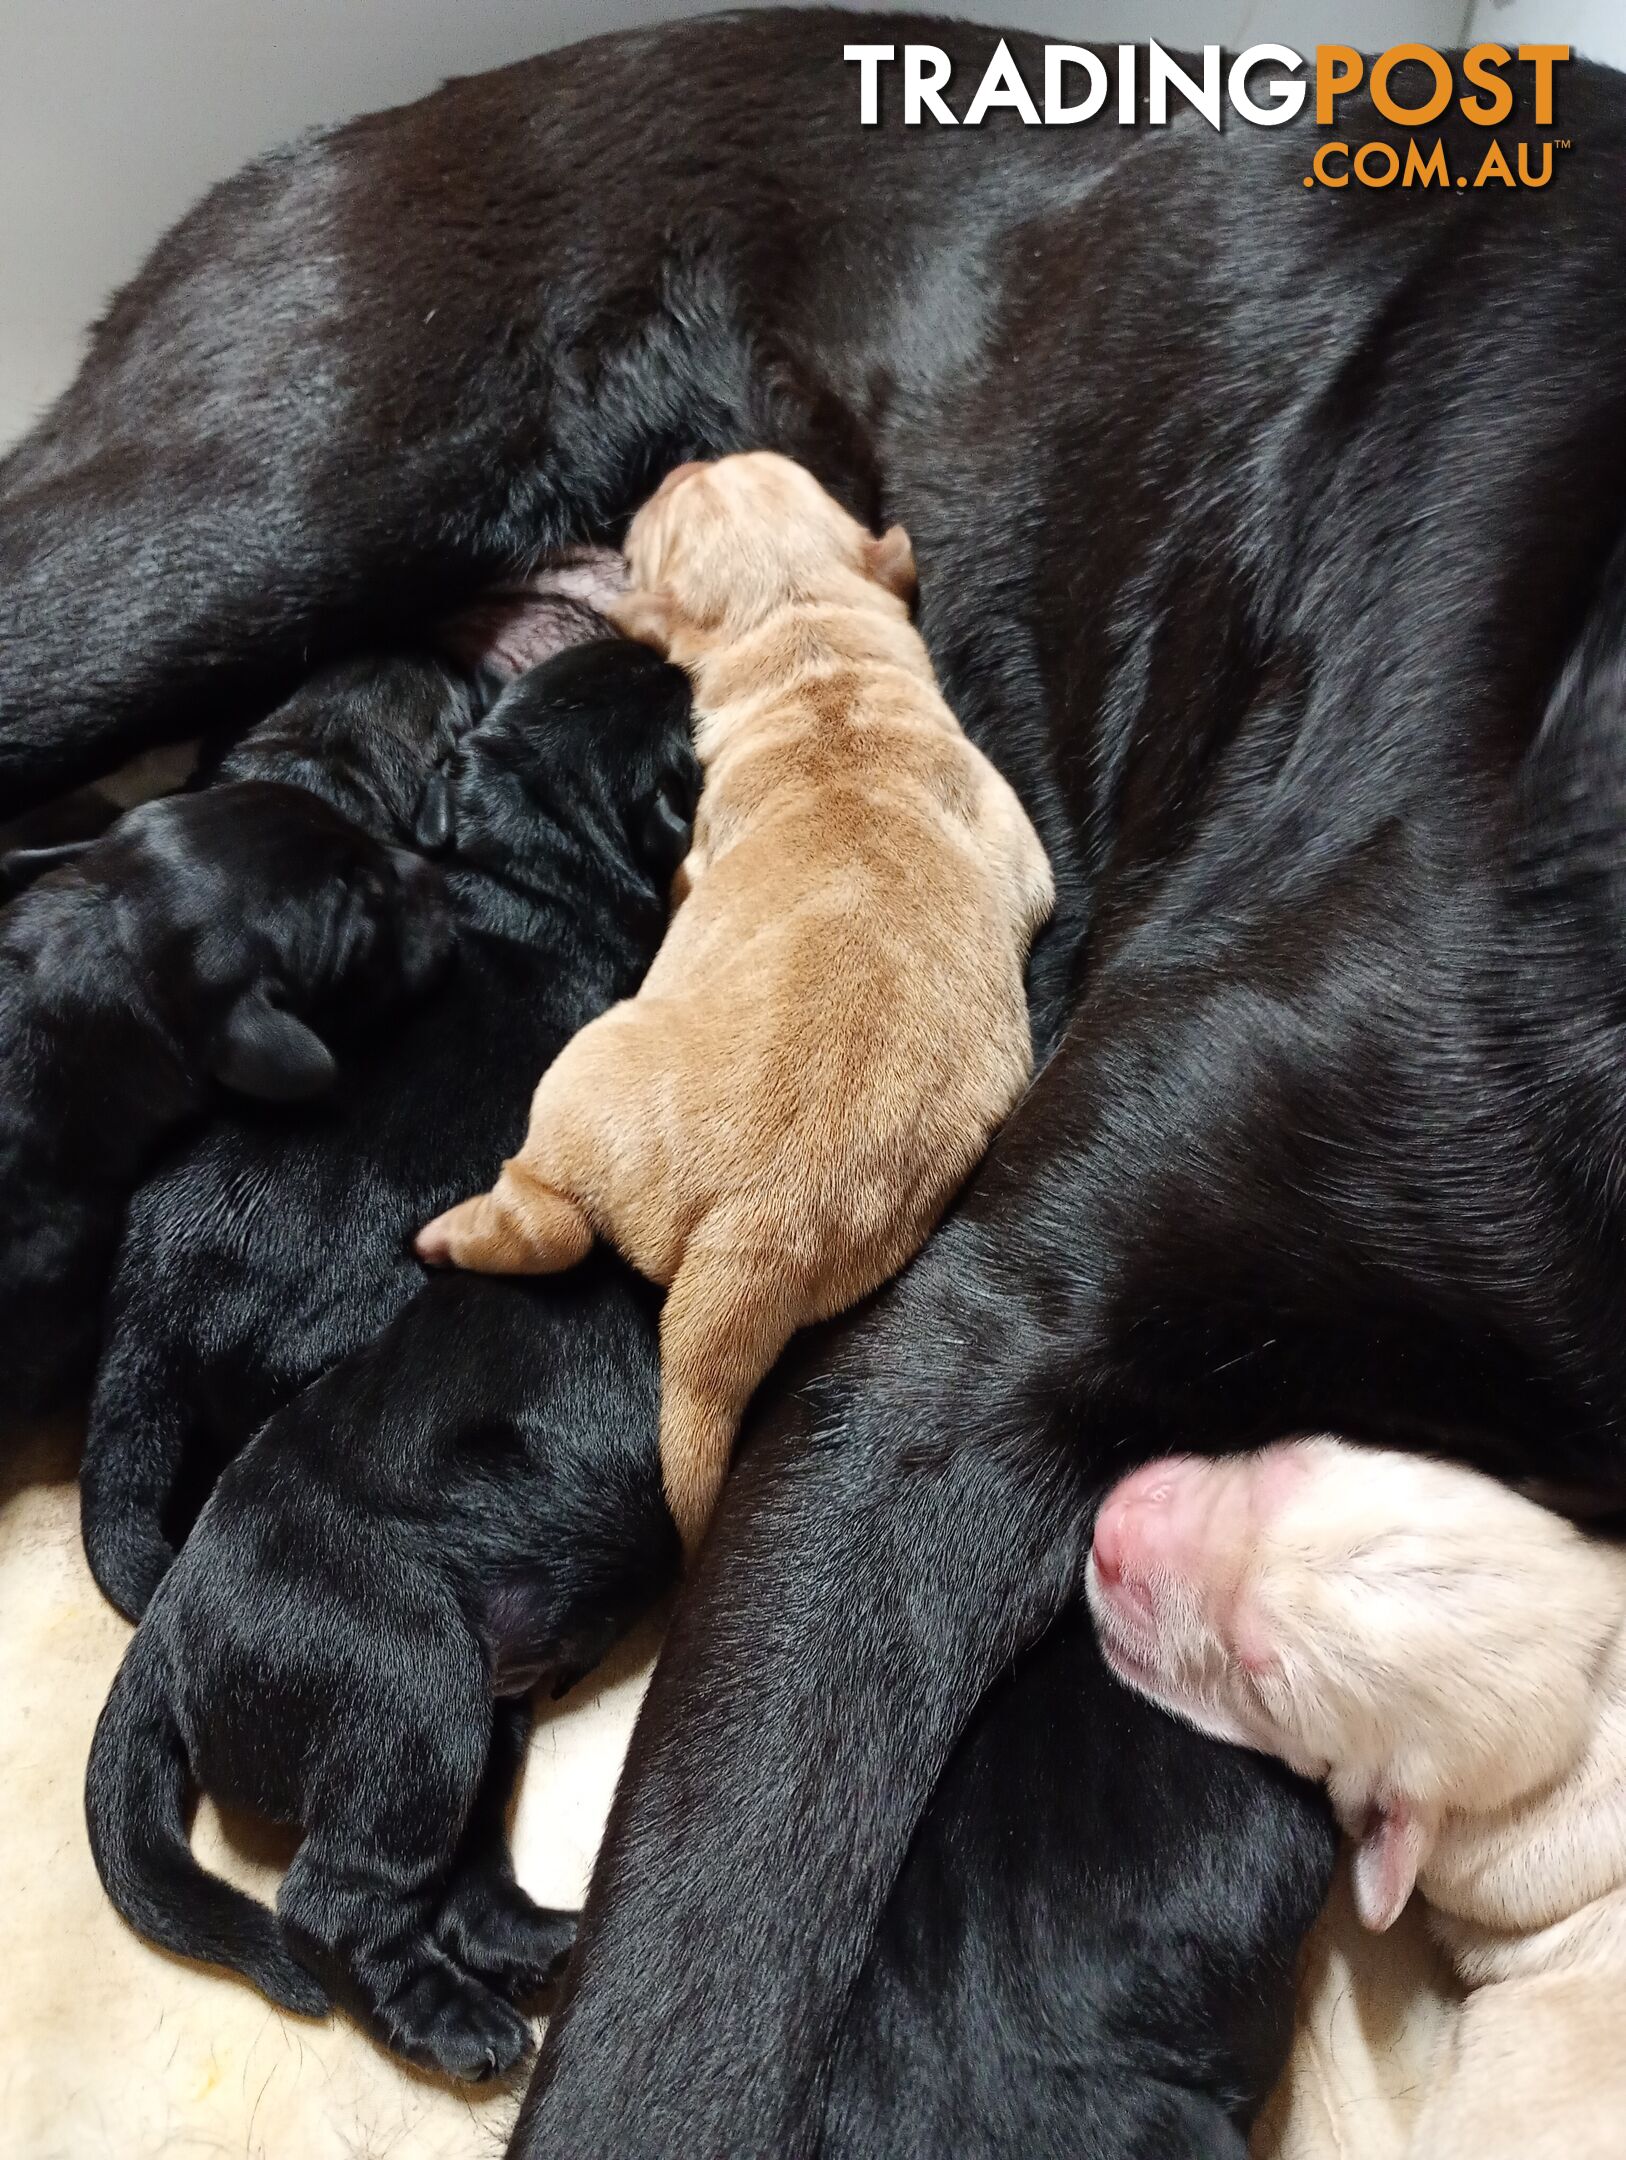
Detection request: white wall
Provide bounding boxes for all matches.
[1468,0,1626,66]
[2,0,1472,447]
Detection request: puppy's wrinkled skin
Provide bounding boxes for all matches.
[1088,1441,1626,2160]
[0,786,448,1413]
[420,452,1054,1545]
[86,642,696,2081]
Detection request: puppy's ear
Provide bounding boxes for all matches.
[607,589,677,655]
[636,769,699,884]
[1351,1801,1430,1932]
[0,837,95,894]
[414,772,454,855]
[866,525,918,606]
[211,983,339,1103]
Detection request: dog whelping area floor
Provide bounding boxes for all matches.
[0,1414,1462,2160]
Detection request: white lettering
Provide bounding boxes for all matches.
[1044,45,1109,124]
[844,44,895,126]
[1148,40,1221,129]
[905,45,957,126]
[1228,43,1307,124]
[963,38,1042,127]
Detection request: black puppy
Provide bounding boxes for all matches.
[192,645,495,832]
[87,1269,673,2081]
[0,784,448,1412]
[85,641,695,2079]
[78,646,533,1611]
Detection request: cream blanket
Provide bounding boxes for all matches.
[0,1423,1458,2160]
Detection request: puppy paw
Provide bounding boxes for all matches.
[414,1204,466,1267]
[377,1961,536,2084]
[435,1875,576,2001]
[415,1177,592,1275]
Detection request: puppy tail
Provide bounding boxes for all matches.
[416,1162,595,1276]
[85,1631,329,2019]
[658,1254,794,1556]
[80,1331,193,1622]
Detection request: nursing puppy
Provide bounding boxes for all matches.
[86,646,696,2078]
[419,451,1055,1544]
[0,786,448,1413]
[192,645,491,832]
[1087,1440,1626,2160]
[82,634,695,1620]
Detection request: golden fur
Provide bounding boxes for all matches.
[1086,1440,1626,2160]
[418,453,1054,1547]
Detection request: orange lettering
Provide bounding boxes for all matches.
[1355,141,1401,186]
[1403,139,1450,187]
[1474,140,1516,187]
[1370,44,1452,127]
[1316,46,1363,126]
[1519,45,1568,126]
[1312,140,1350,186]
[1460,44,1513,126]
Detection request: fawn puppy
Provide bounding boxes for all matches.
[419,452,1055,1545]
[1087,1439,1626,2160]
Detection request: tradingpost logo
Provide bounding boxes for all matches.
[845,41,1572,190]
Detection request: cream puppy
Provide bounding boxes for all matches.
[1086,1439,1626,2160]
[419,453,1055,1547]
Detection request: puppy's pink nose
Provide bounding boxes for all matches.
[1093,1457,1221,1623]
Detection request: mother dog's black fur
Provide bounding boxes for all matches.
[86,643,695,2077]
[8,12,1626,2155]
[823,1610,1331,2160]
[0,784,448,1413]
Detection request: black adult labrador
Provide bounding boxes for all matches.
[6,15,1626,2156]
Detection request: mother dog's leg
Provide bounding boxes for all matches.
[521,1226,1096,2159]
[0,167,533,808]
[0,194,790,814]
